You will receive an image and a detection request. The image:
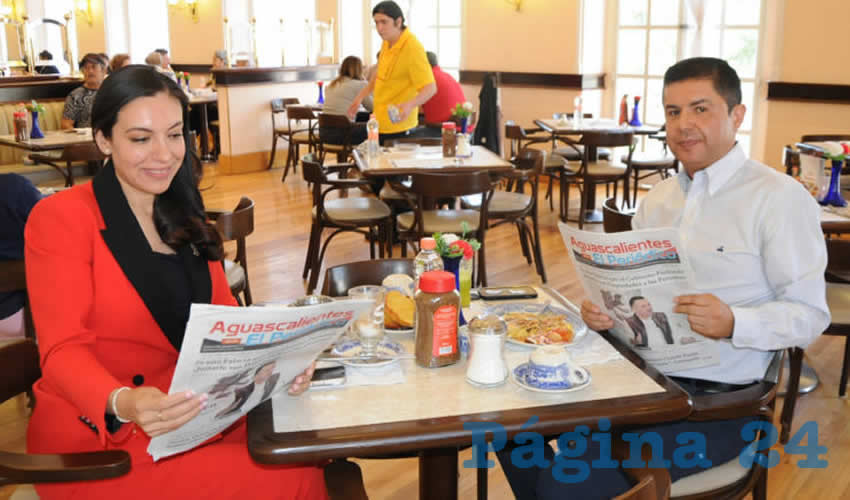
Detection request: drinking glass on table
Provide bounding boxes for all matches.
[347,285,386,356]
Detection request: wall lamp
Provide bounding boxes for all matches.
[504,0,522,11]
[75,0,92,26]
[168,0,199,23]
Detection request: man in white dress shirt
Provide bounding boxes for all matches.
[498,57,829,500]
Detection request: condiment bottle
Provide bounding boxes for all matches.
[13,111,27,142]
[441,122,457,158]
[415,270,460,368]
[466,312,508,387]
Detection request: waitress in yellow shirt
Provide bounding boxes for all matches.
[348,1,436,144]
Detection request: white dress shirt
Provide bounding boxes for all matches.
[633,144,830,384]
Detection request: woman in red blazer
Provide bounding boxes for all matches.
[24,66,326,499]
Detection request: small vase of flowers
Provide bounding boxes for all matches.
[450,101,474,134]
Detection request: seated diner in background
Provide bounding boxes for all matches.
[421,50,465,133]
[321,55,373,145]
[61,53,107,129]
[108,53,131,74]
[24,65,325,499]
[497,57,830,499]
[0,173,41,339]
[155,48,177,80]
[205,49,227,90]
[34,50,60,75]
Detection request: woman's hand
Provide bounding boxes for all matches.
[288,362,316,396]
[580,300,614,332]
[115,387,207,438]
[346,102,360,121]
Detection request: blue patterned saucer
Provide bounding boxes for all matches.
[511,362,591,393]
[331,339,405,367]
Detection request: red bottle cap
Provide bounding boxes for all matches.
[442,122,456,130]
[419,271,456,293]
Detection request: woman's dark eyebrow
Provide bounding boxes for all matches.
[125,121,183,133]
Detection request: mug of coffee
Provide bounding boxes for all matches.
[524,346,589,390]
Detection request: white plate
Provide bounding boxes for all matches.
[330,338,406,367]
[487,302,588,349]
[510,362,592,393]
[385,326,414,334]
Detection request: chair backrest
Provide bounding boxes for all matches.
[580,130,635,177]
[0,339,41,405]
[318,113,353,130]
[410,170,494,198]
[301,153,327,186]
[287,105,317,121]
[0,260,35,341]
[215,196,254,241]
[60,142,106,162]
[271,97,300,114]
[826,238,850,274]
[321,259,415,297]
[801,134,850,143]
[602,197,633,233]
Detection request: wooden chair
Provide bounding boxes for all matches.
[281,104,317,182]
[30,143,106,187]
[462,149,547,282]
[301,154,393,294]
[602,196,634,233]
[0,339,131,490]
[504,121,572,220]
[822,239,850,398]
[573,130,635,229]
[321,258,414,297]
[268,97,300,172]
[207,197,255,306]
[620,150,677,208]
[317,113,356,165]
[393,170,495,287]
[0,260,34,342]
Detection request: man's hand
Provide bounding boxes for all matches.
[115,387,206,438]
[580,300,614,331]
[673,294,734,339]
[288,361,316,396]
[397,100,416,122]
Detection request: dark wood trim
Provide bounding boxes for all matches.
[0,74,61,84]
[0,79,81,103]
[459,70,605,90]
[171,64,212,74]
[767,82,850,104]
[214,65,339,86]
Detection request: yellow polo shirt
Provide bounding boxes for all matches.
[374,29,435,134]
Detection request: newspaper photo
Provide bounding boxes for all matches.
[559,223,720,373]
[147,299,372,461]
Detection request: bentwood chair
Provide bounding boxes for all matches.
[281,105,318,182]
[207,197,255,306]
[393,170,495,287]
[321,259,414,297]
[602,197,634,233]
[0,339,131,493]
[30,143,106,187]
[268,97,300,172]
[462,149,548,282]
[573,131,636,229]
[316,113,356,165]
[822,239,850,398]
[301,154,393,294]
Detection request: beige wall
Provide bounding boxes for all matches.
[75,0,106,56]
[168,0,224,65]
[758,0,850,168]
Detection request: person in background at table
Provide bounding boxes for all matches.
[108,53,130,74]
[25,66,325,499]
[347,1,436,145]
[364,50,380,83]
[0,174,41,339]
[145,52,176,82]
[61,53,107,129]
[497,57,829,499]
[154,48,177,80]
[321,56,372,145]
[204,50,227,90]
[420,50,465,137]
[34,50,59,75]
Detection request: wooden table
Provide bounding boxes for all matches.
[189,93,218,162]
[247,288,691,500]
[0,128,92,152]
[352,145,513,177]
[535,119,660,223]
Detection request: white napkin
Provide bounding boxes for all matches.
[569,331,625,365]
[344,361,407,386]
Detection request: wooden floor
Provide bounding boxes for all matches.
[1,165,847,499]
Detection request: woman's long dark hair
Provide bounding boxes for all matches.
[91,65,223,260]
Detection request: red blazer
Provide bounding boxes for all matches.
[24,172,236,465]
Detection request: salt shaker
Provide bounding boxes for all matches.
[465,312,508,387]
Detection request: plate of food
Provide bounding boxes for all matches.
[487,302,588,348]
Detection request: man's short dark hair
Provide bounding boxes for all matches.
[426,51,438,67]
[372,1,406,28]
[155,48,169,56]
[79,52,106,69]
[629,296,646,309]
[663,57,741,113]
[39,50,52,60]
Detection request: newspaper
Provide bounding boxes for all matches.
[147,299,372,461]
[559,223,720,373]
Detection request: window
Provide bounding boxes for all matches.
[104,0,169,65]
[28,0,74,73]
[610,0,763,154]
[224,0,316,67]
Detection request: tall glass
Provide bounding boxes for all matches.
[347,285,386,356]
[459,257,473,308]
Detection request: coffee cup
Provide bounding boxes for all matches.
[524,346,588,389]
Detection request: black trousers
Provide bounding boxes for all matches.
[496,380,757,500]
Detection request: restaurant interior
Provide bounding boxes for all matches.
[1,0,848,499]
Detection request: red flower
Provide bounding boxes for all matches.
[450,240,474,259]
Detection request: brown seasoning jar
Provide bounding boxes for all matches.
[415,270,460,367]
[441,122,457,158]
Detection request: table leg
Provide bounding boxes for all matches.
[419,448,458,500]
[582,145,603,223]
[778,354,819,397]
[199,103,214,162]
